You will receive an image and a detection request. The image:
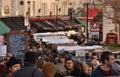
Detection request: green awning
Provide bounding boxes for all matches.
[74,9,86,26]
[0,20,10,35]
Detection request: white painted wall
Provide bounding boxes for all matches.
[102,6,117,42]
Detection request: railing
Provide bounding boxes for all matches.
[102,44,120,51]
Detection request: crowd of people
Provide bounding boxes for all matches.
[0,48,120,77]
[0,31,120,77]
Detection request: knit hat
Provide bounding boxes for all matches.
[42,62,56,77]
[68,53,73,59]
[6,57,21,69]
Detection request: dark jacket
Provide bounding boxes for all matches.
[12,62,43,77]
[71,71,90,77]
[91,65,118,77]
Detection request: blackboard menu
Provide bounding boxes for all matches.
[7,31,28,60]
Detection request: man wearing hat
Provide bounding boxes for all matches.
[2,57,21,77]
[12,51,43,77]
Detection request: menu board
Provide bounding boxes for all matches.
[7,31,28,60]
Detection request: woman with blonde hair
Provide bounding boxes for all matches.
[91,60,100,71]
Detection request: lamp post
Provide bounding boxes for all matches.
[55,0,59,31]
[27,1,31,31]
[85,0,90,43]
[68,2,73,28]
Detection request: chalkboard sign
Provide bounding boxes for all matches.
[7,31,28,60]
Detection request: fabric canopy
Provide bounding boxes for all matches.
[79,8,101,20]
[31,19,69,32]
[74,8,86,26]
[0,21,10,35]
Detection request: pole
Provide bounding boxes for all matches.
[55,0,59,31]
[27,1,31,31]
[86,3,89,42]
[55,4,58,31]
[69,2,72,29]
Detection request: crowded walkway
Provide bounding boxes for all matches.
[0,31,120,77]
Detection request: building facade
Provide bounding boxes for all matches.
[0,0,89,17]
[0,0,119,44]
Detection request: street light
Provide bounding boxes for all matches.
[27,0,31,31]
[85,0,90,42]
[55,0,59,31]
[69,3,72,21]
[68,2,73,29]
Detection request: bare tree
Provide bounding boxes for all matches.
[91,0,120,43]
[106,0,120,42]
[97,0,120,42]
[110,0,120,23]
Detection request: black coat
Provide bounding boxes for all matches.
[71,71,90,77]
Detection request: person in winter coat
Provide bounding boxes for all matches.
[12,51,43,77]
[91,51,118,77]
